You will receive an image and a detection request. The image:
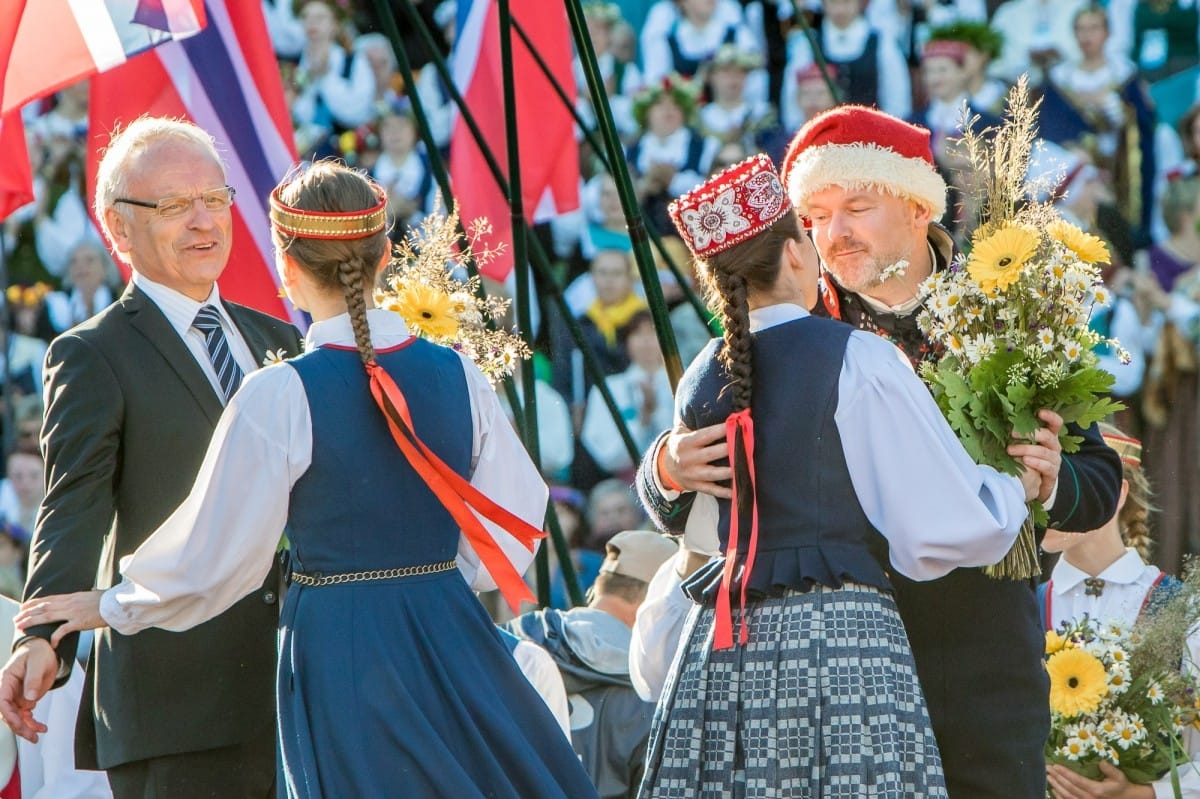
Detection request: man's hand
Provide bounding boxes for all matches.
[1045,761,1154,798]
[0,638,58,742]
[662,422,732,498]
[1007,409,1064,504]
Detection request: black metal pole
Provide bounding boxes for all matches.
[563,0,684,390]
[509,17,716,336]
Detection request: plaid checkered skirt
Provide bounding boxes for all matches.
[637,583,948,799]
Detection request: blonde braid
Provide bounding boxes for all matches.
[338,256,375,365]
[1119,466,1157,562]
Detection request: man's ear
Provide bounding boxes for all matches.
[912,200,934,228]
[105,209,133,256]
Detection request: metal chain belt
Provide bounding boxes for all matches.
[290,559,457,587]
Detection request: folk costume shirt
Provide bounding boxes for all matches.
[654,302,1027,580]
[99,309,546,633]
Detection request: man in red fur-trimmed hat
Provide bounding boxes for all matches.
[635,105,1124,799]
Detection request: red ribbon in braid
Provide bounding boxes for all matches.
[365,360,543,613]
[713,408,759,650]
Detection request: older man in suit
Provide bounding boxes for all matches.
[0,117,301,798]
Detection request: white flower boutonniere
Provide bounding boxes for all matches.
[262,348,289,367]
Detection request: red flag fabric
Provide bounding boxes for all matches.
[449,0,580,281]
[2,0,205,116]
[86,1,300,323]
[0,114,32,222]
[0,0,31,222]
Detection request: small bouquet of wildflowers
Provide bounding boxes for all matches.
[1045,615,1199,795]
[374,200,530,383]
[915,77,1125,579]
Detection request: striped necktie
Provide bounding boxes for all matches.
[193,305,244,403]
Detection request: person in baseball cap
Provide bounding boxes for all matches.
[596,530,678,586]
[503,529,675,798]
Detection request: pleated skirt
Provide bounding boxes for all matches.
[638,583,948,799]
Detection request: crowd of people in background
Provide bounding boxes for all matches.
[3,0,1200,584]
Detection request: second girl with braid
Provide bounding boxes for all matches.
[14,161,599,799]
[637,153,1045,798]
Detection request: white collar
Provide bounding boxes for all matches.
[1051,548,1151,594]
[748,303,809,332]
[304,308,413,351]
[131,272,228,340]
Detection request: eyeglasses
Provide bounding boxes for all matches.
[114,186,236,219]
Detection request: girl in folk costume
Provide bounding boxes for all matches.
[1040,426,1200,799]
[638,154,1042,798]
[15,162,599,799]
[627,75,721,235]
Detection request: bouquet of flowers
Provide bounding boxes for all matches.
[1045,615,1199,794]
[915,78,1125,580]
[374,200,530,383]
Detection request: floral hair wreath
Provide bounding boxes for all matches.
[632,73,702,130]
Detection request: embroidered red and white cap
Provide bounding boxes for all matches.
[668,153,792,260]
[780,104,948,220]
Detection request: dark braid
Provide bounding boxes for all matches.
[713,271,753,413]
[695,213,803,411]
[694,212,803,515]
[272,161,389,367]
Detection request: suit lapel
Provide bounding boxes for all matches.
[223,300,271,365]
[122,285,225,426]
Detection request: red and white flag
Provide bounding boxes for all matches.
[0,0,205,222]
[2,0,205,117]
[85,1,299,322]
[449,0,580,281]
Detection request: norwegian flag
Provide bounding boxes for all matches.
[85,1,299,322]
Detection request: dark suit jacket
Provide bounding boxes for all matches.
[23,283,302,771]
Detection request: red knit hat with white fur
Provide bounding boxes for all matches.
[780,105,947,220]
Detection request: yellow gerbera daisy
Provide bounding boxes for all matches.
[1048,648,1108,717]
[1046,630,1067,655]
[967,226,1040,293]
[391,282,460,339]
[1048,220,1110,265]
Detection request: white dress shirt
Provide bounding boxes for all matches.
[131,273,258,405]
[100,309,547,633]
[629,550,695,703]
[1047,550,1200,799]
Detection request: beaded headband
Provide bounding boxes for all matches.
[668,153,791,259]
[269,183,388,240]
[1102,432,1142,468]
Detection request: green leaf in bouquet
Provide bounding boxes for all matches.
[1120,764,1166,785]
[1045,751,1102,780]
[1059,431,1085,455]
[1073,396,1126,428]
[1029,499,1049,528]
